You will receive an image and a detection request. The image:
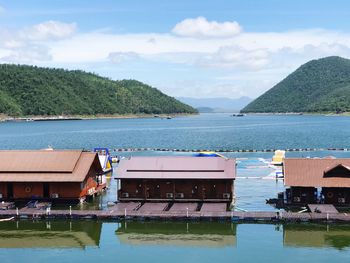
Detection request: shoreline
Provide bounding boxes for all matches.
[241,112,350,116]
[0,113,197,122]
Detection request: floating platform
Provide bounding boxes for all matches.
[0,202,349,222]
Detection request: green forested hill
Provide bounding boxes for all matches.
[241,56,350,113]
[0,64,197,116]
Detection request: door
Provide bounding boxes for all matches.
[43,183,50,198]
[7,183,13,199]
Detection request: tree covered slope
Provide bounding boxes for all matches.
[0,64,197,116]
[241,56,350,113]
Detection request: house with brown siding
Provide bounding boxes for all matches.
[284,158,350,206]
[116,156,236,203]
[0,150,103,202]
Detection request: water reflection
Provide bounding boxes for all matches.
[283,224,350,250]
[0,221,350,251]
[0,221,102,249]
[115,221,236,247]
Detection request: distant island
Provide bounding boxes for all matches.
[241,56,350,113]
[0,64,197,118]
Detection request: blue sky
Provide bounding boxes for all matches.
[1,0,350,98]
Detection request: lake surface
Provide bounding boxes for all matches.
[1,113,350,150]
[0,221,349,263]
[1,114,350,262]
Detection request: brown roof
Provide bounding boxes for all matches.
[0,150,102,182]
[116,156,235,179]
[284,158,350,187]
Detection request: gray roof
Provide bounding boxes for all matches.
[116,156,236,179]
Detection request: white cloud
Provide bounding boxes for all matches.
[1,45,52,63]
[172,16,242,38]
[0,20,77,63]
[20,20,77,41]
[198,45,270,70]
[108,51,139,63]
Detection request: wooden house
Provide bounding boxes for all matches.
[116,156,236,203]
[0,150,103,202]
[284,158,350,206]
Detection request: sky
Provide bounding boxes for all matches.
[1,0,350,99]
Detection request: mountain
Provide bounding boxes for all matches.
[241,56,350,113]
[196,107,215,113]
[177,96,252,112]
[0,64,197,117]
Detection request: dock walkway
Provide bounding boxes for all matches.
[0,202,349,222]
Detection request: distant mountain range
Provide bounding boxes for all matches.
[177,96,252,112]
[241,56,350,113]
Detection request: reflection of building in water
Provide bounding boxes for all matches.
[116,221,236,247]
[283,224,350,250]
[0,221,102,249]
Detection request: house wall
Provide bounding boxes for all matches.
[288,187,317,204]
[0,183,7,198]
[79,176,98,198]
[13,182,43,199]
[119,179,234,202]
[50,183,82,199]
[8,182,82,199]
[322,188,350,205]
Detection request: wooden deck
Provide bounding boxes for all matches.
[0,202,349,222]
[308,204,339,214]
[170,203,198,212]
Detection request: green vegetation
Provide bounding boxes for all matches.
[0,64,197,117]
[241,56,350,113]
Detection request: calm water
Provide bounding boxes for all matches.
[1,114,350,261]
[0,221,349,263]
[1,113,350,150]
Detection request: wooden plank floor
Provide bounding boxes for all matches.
[170,203,198,212]
[114,202,142,211]
[201,203,227,212]
[137,203,168,212]
[308,204,339,214]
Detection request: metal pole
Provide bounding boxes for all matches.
[186,207,189,218]
[124,208,127,217]
[69,205,72,216]
[16,207,19,216]
[327,213,329,221]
